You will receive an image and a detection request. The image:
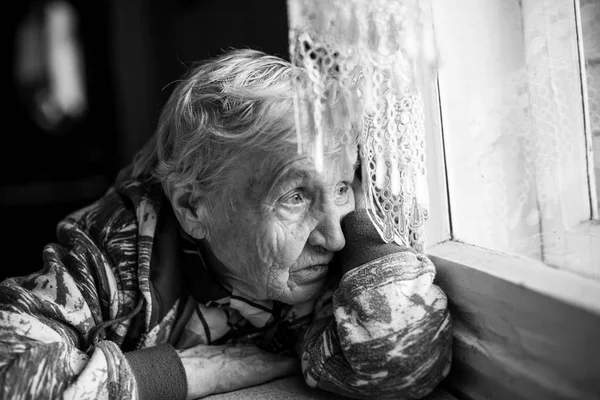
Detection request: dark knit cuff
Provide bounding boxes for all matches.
[124,344,187,400]
[339,209,414,274]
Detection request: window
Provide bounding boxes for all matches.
[421,1,600,399]
[425,0,600,280]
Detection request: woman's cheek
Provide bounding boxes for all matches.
[256,216,303,262]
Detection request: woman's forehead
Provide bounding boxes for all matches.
[265,146,356,179]
[233,147,357,201]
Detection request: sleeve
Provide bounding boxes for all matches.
[0,218,139,400]
[298,210,453,400]
[0,206,185,400]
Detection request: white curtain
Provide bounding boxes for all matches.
[287,0,436,252]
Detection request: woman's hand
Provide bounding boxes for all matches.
[177,343,300,399]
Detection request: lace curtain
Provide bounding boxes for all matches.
[287,0,437,252]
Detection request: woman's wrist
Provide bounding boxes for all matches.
[125,344,188,400]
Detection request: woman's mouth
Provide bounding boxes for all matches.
[291,264,329,285]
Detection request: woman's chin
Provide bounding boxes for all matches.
[280,279,327,305]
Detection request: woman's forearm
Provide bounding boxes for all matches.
[177,343,299,400]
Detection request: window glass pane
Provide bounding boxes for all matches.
[432,0,599,278]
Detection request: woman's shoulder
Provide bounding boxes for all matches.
[57,171,165,253]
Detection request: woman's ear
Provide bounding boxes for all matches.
[170,184,210,239]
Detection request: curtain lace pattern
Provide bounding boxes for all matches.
[287,0,436,251]
[478,0,590,260]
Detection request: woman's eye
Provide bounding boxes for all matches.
[335,182,352,204]
[289,193,305,204]
[281,190,308,207]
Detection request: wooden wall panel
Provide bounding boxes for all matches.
[429,242,600,400]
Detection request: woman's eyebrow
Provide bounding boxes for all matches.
[270,158,315,184]
[259,164,320,202]
[266,168,312,194]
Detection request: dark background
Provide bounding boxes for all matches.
[2,0,289,282]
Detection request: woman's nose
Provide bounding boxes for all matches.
[308,206,347,252]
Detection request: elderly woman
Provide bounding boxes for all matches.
[0,49,452,400]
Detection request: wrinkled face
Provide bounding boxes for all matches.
[203,147,357,305]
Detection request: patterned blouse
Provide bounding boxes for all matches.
[0,170,452,400]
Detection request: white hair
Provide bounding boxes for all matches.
[131,48,356,210]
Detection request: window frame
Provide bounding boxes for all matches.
[540,0,600,277]
[576,0,600,220]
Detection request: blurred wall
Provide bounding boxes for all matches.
[1,0,289,281]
